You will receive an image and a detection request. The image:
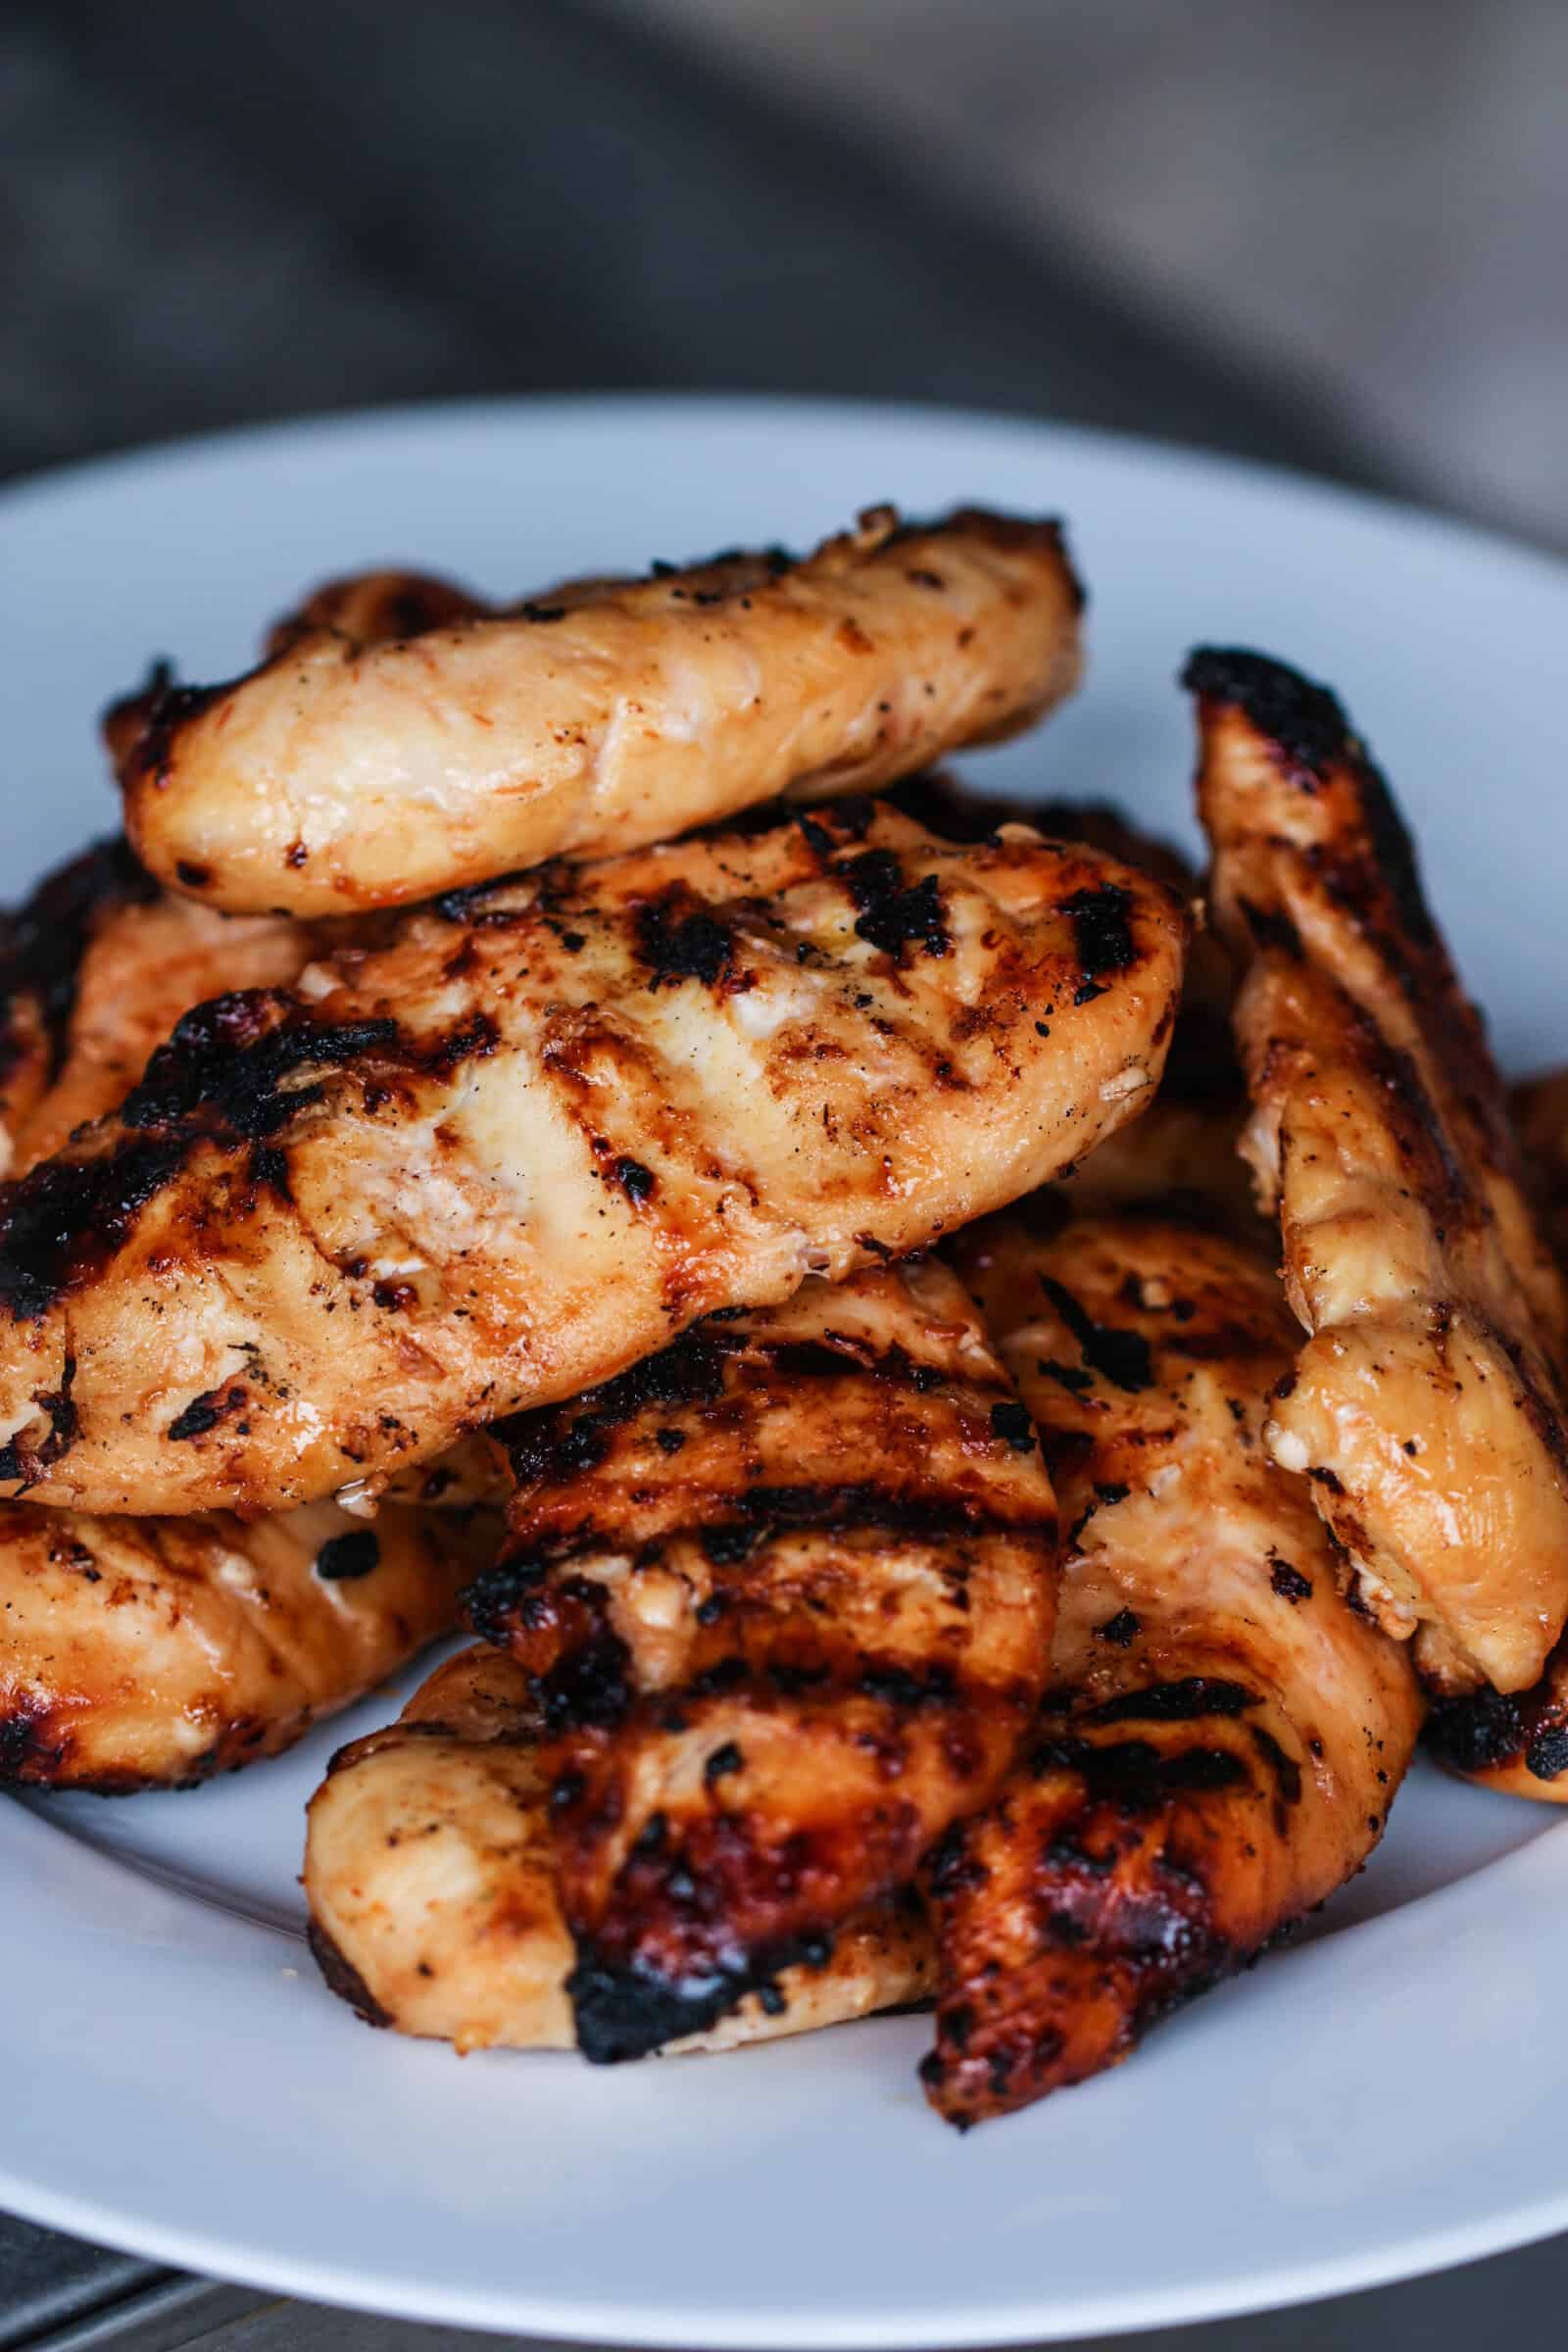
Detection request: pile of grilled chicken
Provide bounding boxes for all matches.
[4,504,1566,2130]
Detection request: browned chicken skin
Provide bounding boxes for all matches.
[0,802,1188,1517]
[921,1208,1423,2128]
[1190,649,1568,1694]
[0,1493,500,1790]
[111,508,1084,916]
[305,1643,934,2052]
[466,1260,1057,2060]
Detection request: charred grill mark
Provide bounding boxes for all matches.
[308,1917,394,2029]
[0,1137,186,1320]
[1425,1667,1568,1783]
[635,890,737,989]
[122,992,401,1140]
[497,1326,733,1487]
[1239,897,1303,958]
[316,1529,381,1582]
[567,1928,821,2066]
[1036,1275,1153,1393]
[1059,883,1137,997]
[167,1385,247,1442]
[111,667,229,790]
[1083,1677,1256,1728]
[1182,648,1352,782]
[837,849,952,961]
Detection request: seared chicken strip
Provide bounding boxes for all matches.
[0,838,157,1176]
[305,1643,933,2052]
[0,802,1188,1517]
[110,507,1083,915]
[466,1260,1057,2061]
[1190,649,1568,1694]
[0,1492,501,1791]
[922,1209,1422,2128]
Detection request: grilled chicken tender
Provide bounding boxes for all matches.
[110,506,1083,915]
[0,1493,501,1791]
[466,1260,1057,2061]
[922,1209,1422,2128]
[0,802,1188,1517]
[1190,649,1568,1695]
[305,1644,934,2052]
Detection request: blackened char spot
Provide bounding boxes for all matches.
[1086,1678,1256,1727]
[1527,1725,1568,1782]
[123,990,399,1141]
[316,1529,381,1582]
[167,1386,245,1442]
[1059,884,1136,986]
[307,1918,393,2029]
[568,1931,821,2064]
[636,891,735,989]
[1182,648,1351,779]
[498,1325,733,1487]
[839,849,951,960]
[1425,1689,1526,1776]
[0,1137,186,1319]
[1096,1608,1141,1646]
[1037,1275,1153,1392]
[1030,1732,1248,1800]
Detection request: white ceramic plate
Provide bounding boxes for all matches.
[3,398,1568,2348]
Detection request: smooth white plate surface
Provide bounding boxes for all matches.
[3,397,1567,2346]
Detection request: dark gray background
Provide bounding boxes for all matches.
[2,2,1561,2344]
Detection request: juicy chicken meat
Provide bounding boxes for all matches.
[0,1491,501,1790]
[924,1208,1423,2128]
[109,507,1083,915]
[466,1260,1057,2060]
[894,774,1253,1222]
[1427,1069,1568,1796]
[305,1643,933,2052]
[0,838,157,1176]
[1190,648,1568,1695]
[0,802,1189,1517]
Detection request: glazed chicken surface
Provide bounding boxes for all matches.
[466,1258,1056,2059]
[305,1643,934,2052]
[921,1207,1423,2127]
[111,508,1084,916]
[1190,648,1568,1695]
[0,802,1188,1517]
[0,1490,500,1790]
[1426,1069,1568,1796]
